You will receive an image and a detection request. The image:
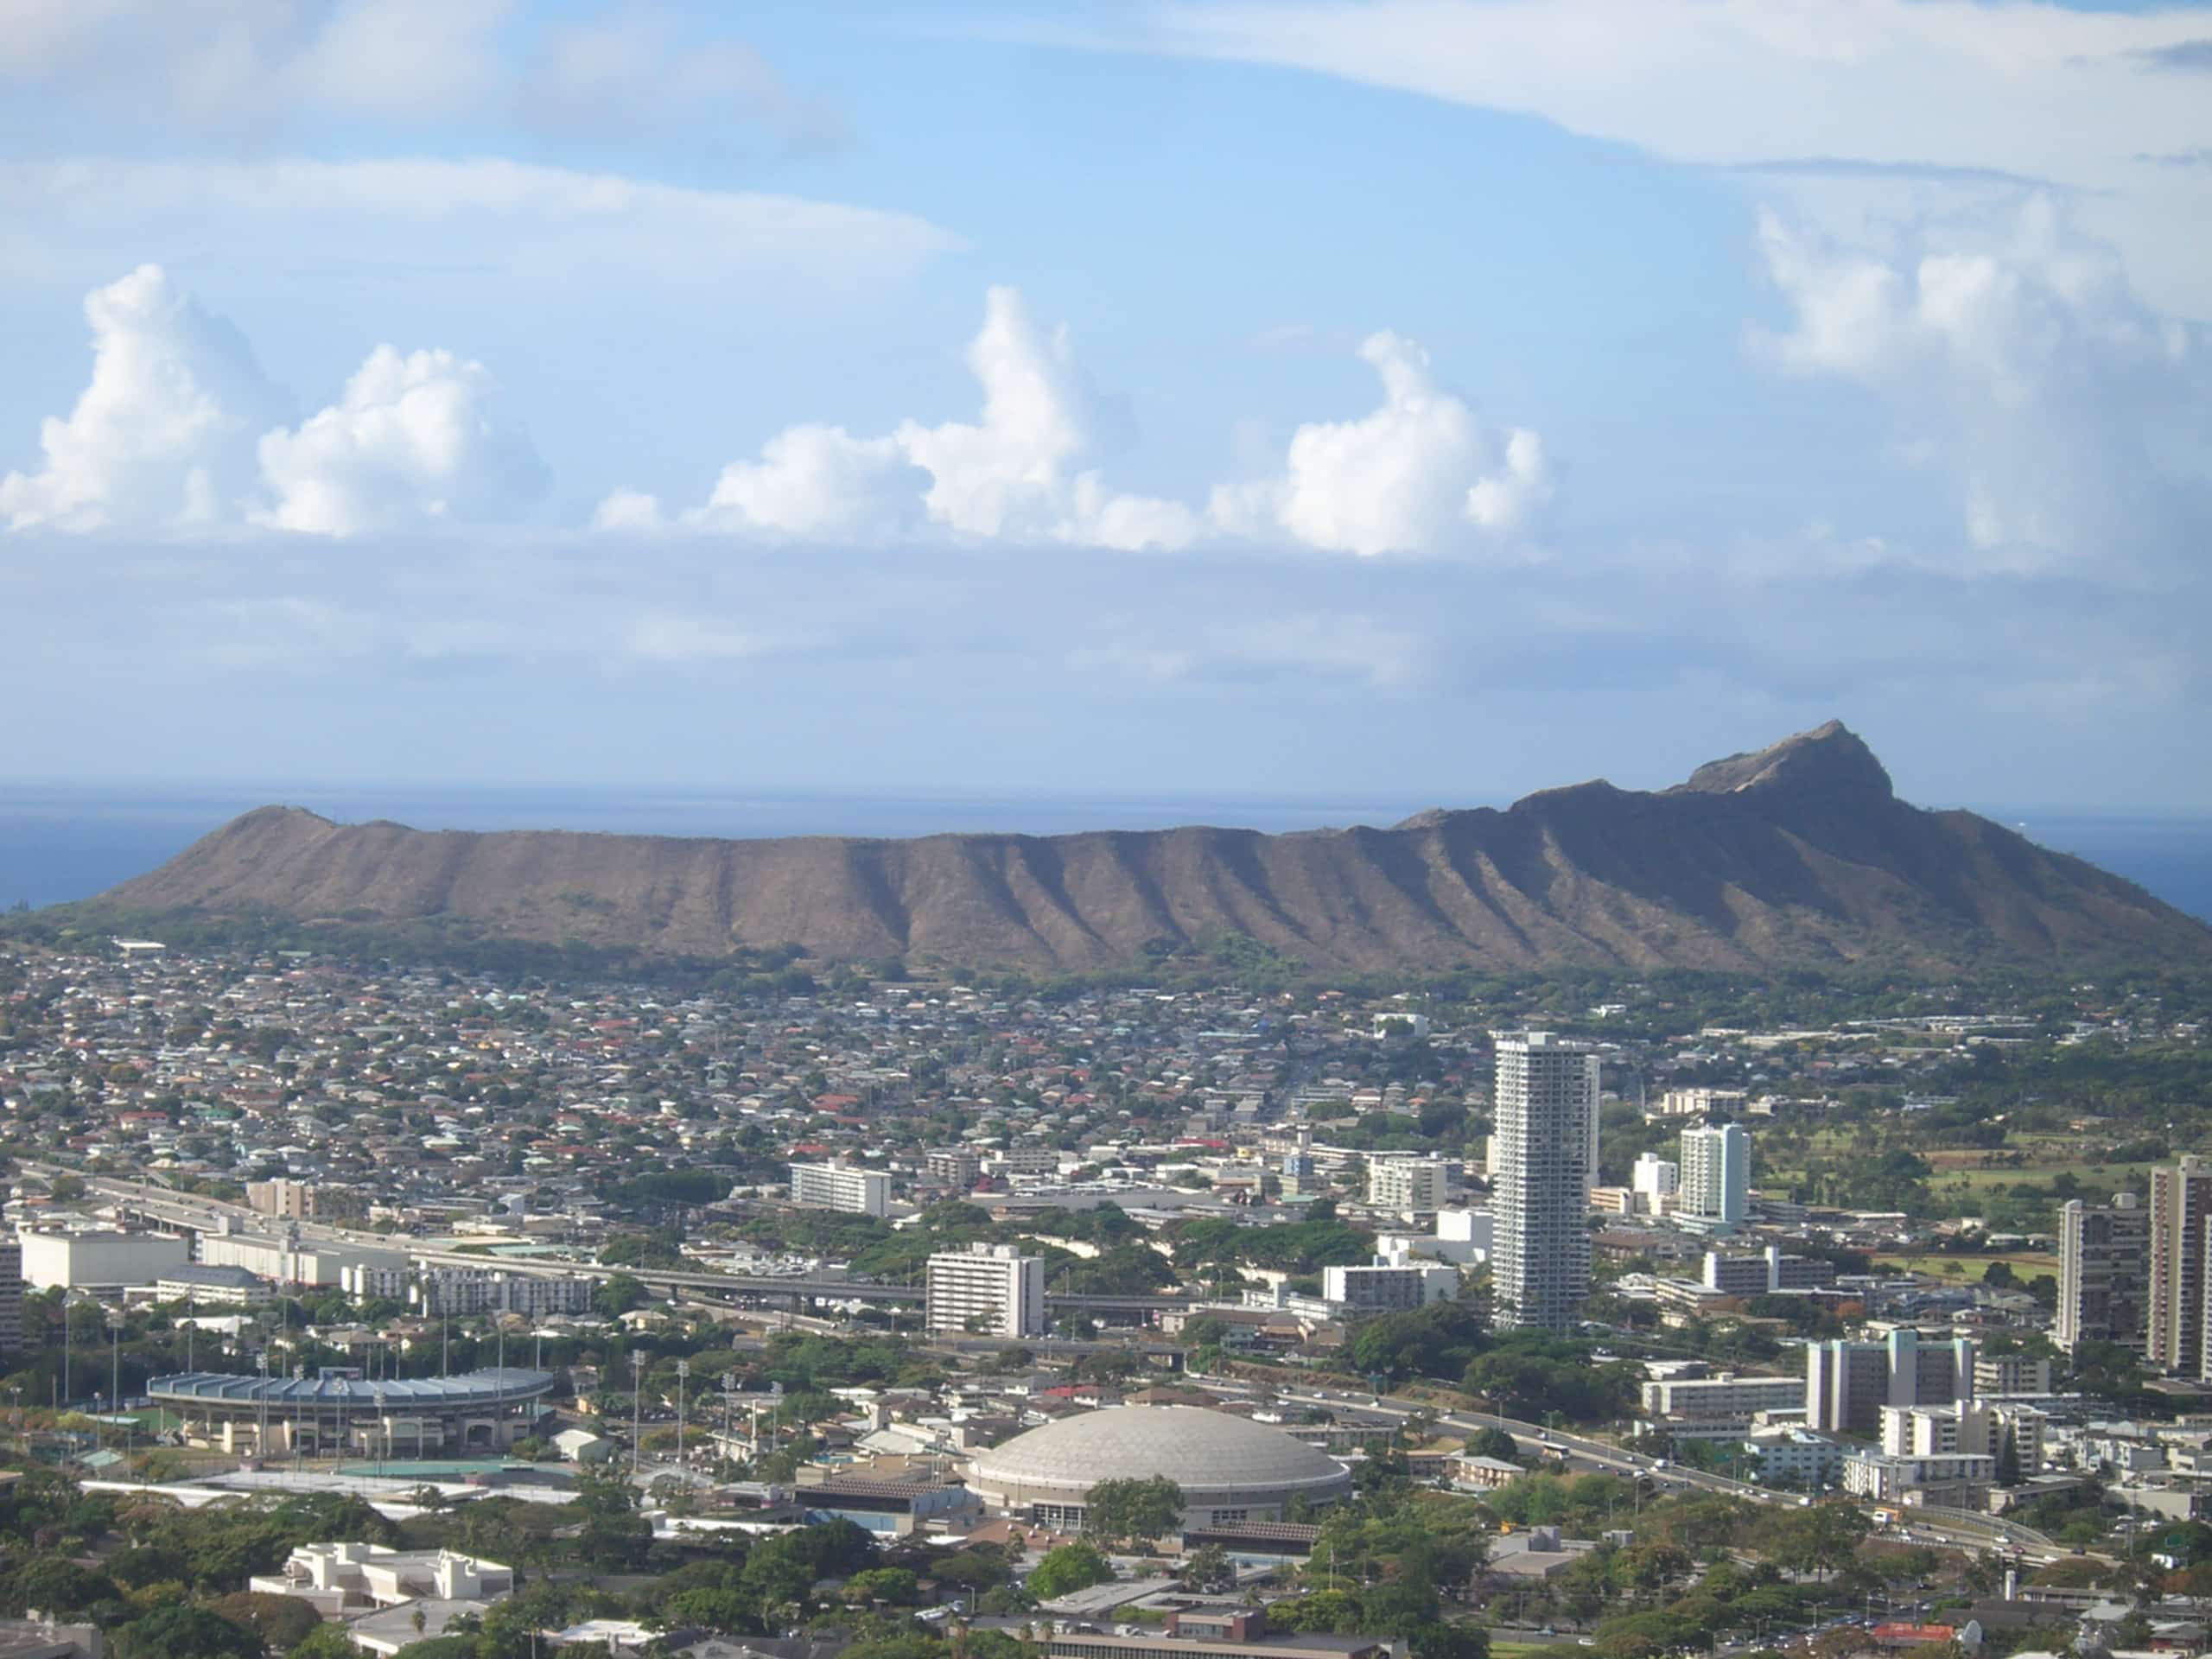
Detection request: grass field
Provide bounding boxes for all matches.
[1871,1249,2060,1281]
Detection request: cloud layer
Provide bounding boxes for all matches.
[2,265,543,536]
[3,0,846,150]
[1120,0,2212,317]
[3,526,2201,807]
[0,157,959,303]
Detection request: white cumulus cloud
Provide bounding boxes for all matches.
[3,265,544,538]
[0,263,284,530]
[704,425,919,541]
[1211,333,1553,556]
[653,290,1540,557]
[255,346,546,536]
[674,286,1205,551]
[1754,199,2204,568]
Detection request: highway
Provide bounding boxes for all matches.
[70,1172,1193,1315]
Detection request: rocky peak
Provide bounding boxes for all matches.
[1672,720,1894,803]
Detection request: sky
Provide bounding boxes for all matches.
[2,0,2209,815]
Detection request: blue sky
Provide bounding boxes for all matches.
[1,0,2208,813]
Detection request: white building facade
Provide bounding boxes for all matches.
[925,1243,1046,1338]
[1678,1122,1750,1232]
[1491,1031,1599,1332]
[1366,1156,1448,1213]
[789,1163,892,1217]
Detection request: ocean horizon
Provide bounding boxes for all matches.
[3,781,2208,925]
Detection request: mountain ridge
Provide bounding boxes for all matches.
[86,723,2212,973]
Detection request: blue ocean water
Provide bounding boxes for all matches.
[0,784,2205,924]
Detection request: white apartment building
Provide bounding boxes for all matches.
[789,1162,892,1217]
[1639,1372,1806,1438]
[1653,1088,1747,1119]
[0,1240,20,1355]
[1974,1353,2054,1396]
[1366,1156,1448,1213]
[1631,1154,1680,1207]
[1678,1122,1750,1232]
[1491,1031,1599,1332]
[925,1243,1046,1338]
[1881,1400,2046,1474]
[2149,1158,2212,1376]
[1807,1330,1976,1435]
[412,1269,595,1319]
[1322,1254,1459,1317]
[2057,1194,2148,1354]
[343,1263,412,1302]
[1739,1427,1844,1487]
[156,1264,274,1308]
[1842,1450,1996,1505]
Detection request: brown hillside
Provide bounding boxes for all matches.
[95,721,2212,973]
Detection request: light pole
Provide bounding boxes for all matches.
[675,1359,690,1468]
[107,1307,122,1418]
[630,1351,645,1477]
[721,1372,736,1471]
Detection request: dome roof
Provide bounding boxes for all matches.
[971,1405,1347,1497]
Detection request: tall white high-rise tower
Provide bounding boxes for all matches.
[1490,1031,1599,1332]
[1679,1122,1751,1231]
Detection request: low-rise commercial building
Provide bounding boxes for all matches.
[248,1542,514,1617]
[18,1229,188,1292]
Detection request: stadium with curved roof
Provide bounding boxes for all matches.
[967,1405,1351,1529]
[149,1368,554,1459]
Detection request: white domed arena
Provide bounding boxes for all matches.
[968,1404,1351,1529]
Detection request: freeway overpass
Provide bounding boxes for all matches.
[80,1173,1191,1316]
[1209,1381,2063,1562]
